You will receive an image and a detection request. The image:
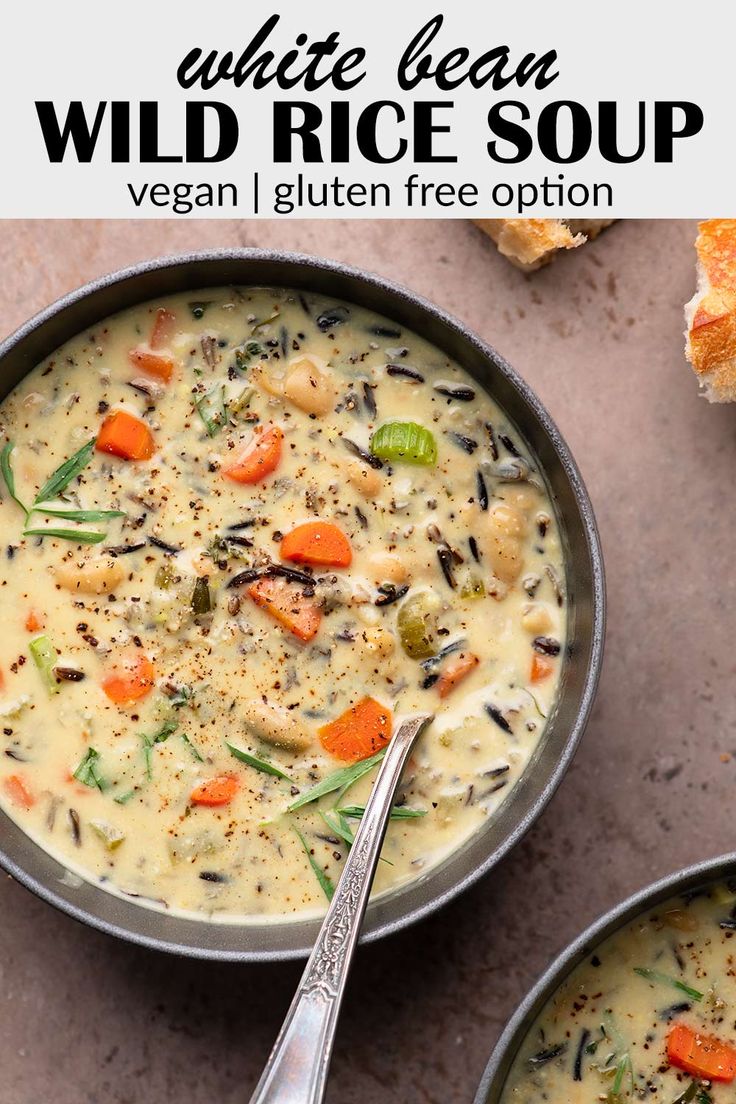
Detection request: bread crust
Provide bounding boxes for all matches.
[474,218,613,271]
[685,219,736,402]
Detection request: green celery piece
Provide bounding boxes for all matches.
[194,384,227,437]
[339,804,426,820]
[633,967,703,1001]
[1,442,29,516]
[287,748,386,811]
[23,527,105,544]
[34,437,96,505]
[293,827,335,902]
[190,576,212,614]
[73,747,106,791]
[370,421,437,466]
[90,820,125,850]
[29,635,59,694]
[397,592,438,660]
[226,742,293,782]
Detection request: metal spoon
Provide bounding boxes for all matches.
[248,712,434,1104]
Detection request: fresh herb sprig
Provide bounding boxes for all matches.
[1,441,29,516]
[287,748,386,811]
[633,967,704,1002]
[606,1053,634,1104]
[320,808,355,847]
[34,438,96,504]
[339,804,426,820]
[226,742,293,782]
[195,385,227,437]
[1,437,125,544]
[293,827,335,902]
[141,719,179,780]
[73,747,106,791]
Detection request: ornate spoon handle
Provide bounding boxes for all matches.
[248,712,434,1104]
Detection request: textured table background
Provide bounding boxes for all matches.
[1,218,733,1104]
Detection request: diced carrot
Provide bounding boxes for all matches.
[190,774,238,807]
[25,610,44,633]
[102,651,155,705]
[128,347,175,382]
[149,308,177,351]
[436,651,479,699]
[319,697,393,762]
[4,774,35,810]
[530,654,555,684]
[281,521,352,568]
[96,410,155,461]
[247,576,321,642]
[223,426,283,485]
[667,1023,736,1082]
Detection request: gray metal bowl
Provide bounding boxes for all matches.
[0,249,605,961]
[474,852,736,1102]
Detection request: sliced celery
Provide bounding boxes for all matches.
[29,634,59,694]
[370,421,437,466]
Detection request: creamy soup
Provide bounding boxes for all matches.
[501,881,736,1103]
[0,286,565,922]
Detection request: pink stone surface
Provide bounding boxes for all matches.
[1,218,731,1104]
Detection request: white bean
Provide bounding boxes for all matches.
[242,699,312,752]
[483,529,523,583]
[283,355,338,415]
[54,556,125,595]
[346,460,382,498]
[521,604,553,634]
[367,551,408,583]
[362,627,396,657]
[489,502,528,538]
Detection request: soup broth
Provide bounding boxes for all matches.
[0,287,565,922]
[502,881,736,1102]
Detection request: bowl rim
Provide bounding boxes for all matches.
[0,247,606,960]
[474,850,736,1103]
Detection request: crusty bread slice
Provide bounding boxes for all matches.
[473,218,613,271]
[684,219,736,402]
